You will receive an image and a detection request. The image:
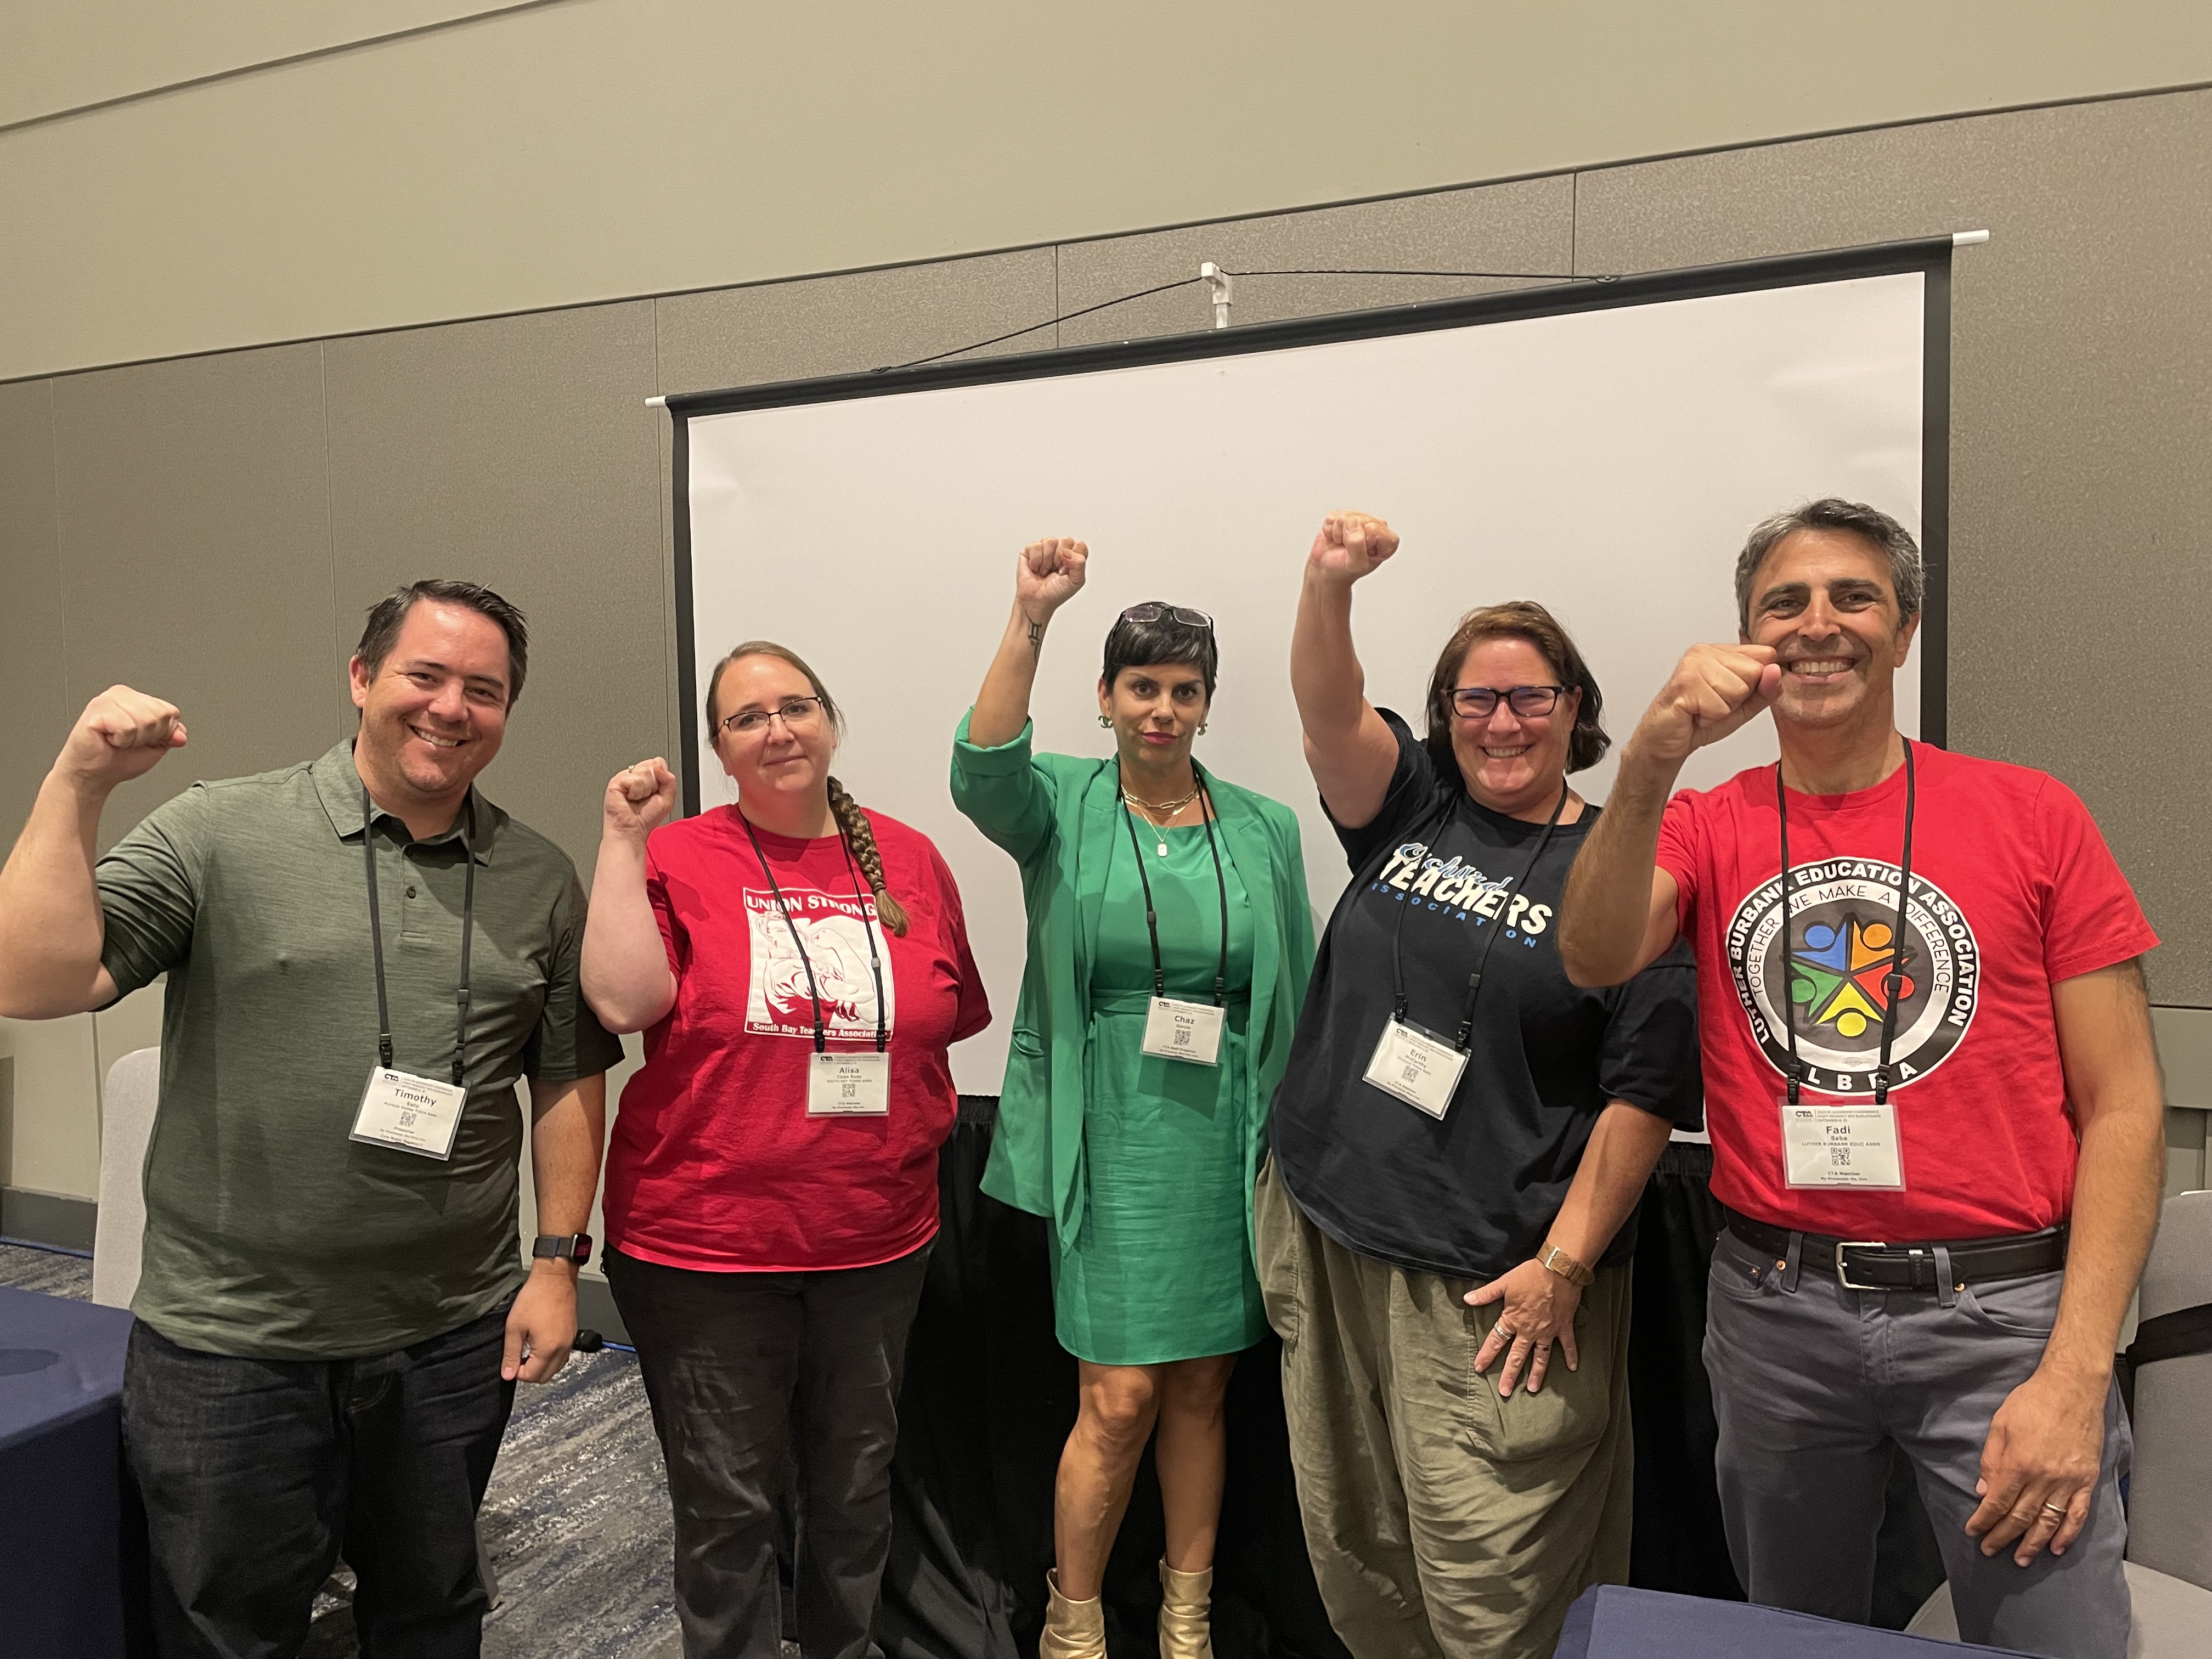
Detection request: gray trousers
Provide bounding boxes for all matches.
[1704,1225,2131,1659]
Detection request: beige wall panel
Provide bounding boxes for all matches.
[0,1,540,128]
[655,249,1058,395]
[1572,92,2212,1007]
[1056,176,1575,347]
[6,1,2211,380]
[324,301,663,873]
[0,379,67,838]
[52,344,342,848]
[0,1013,99,1198]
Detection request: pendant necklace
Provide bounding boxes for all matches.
[1120,782,1200,856]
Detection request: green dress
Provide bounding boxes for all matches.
[1054,819,1266,1364]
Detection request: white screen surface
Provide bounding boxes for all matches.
[685,271,1927,1092]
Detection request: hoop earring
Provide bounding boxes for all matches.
[1097,714,1111,728]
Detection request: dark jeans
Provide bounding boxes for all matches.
[120,1298,517,1659]
[606,1243,933,1659]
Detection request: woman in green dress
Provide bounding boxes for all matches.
[951,537,1314,1659]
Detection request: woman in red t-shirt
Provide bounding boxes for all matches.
[582,640,990,1659]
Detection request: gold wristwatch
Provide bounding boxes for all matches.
[1537,1243,1595,1288]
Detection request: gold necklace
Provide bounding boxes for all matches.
[1120,783,1201,856]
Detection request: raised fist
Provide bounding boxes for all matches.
[1307,511,1400,585]
[1634,644,1784,765]
[59,686,186,789]
[604,757,679,841]
[1014,537,1088,620]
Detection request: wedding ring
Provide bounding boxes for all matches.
[2040,1502,2068,1517]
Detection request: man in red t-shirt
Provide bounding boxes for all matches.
[1558,499,2164,1658]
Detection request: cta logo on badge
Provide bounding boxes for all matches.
[1729,857,1978,1093]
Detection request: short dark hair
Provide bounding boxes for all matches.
[1423,600,1610,776]
[1101,604,1218,700]
[354,581,530,707]
[1734,499,1923,635]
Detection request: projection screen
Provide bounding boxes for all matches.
[669,239,1954,1093]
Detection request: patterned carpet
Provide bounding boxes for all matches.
[0,1243,685,1658]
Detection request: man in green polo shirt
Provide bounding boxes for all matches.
[0,579,623,1658]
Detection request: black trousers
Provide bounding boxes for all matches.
[120,1299,516,1659]
[607,1243,933,1659]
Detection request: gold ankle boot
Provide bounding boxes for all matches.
[1156,1560,1214,1659]
[1041,1569,1105,1659]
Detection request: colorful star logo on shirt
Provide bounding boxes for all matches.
[1787,917,1917,1041]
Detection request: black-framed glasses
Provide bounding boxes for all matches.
[1119,603,1214,630]
[1449,684,1567,719]
[720,696,825,736]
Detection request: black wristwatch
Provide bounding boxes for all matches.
[532,1232,594,1268]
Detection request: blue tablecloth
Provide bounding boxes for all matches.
[1556,1585,2038,1658]
[0,1284,134,1659]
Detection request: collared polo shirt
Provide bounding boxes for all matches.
[96,740,623,1359]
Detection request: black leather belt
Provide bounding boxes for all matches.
[1723,1206,2068,1291]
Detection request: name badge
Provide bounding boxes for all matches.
[1141,997,1224,1066]
[809,1051,890,1116]
[1363,1018,1470,1120]
[1779,1098,1905,1189]
[351,1066,467,1160]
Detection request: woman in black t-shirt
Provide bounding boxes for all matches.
[1257,511,1700,1659]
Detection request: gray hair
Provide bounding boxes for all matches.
[1733,499,1923,636]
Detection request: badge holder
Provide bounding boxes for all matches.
[352,787,476,1162]
[1121,765,1232,1069]
[1362,783,1567,1122]
[1768,746,1915,1192]
[740,813,896,1118]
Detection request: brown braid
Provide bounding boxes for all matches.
[826,775,910,936]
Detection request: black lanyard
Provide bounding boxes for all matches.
[1116,762,1231,1006]
[1771,741,1917,1106]
[740,813,889,1054]
[362,787,476,1086]
[1386,782,1568,1053]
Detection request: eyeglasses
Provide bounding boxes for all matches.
[1119,603,1214,630]
[1449,684,1568,719]
[720,696,825,736]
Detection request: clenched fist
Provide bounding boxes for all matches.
[604,758,679,841]
[1633,644,1784,767]
[1307,511,1400,586]
[58,686,187,791]
[1015,537,1088,622]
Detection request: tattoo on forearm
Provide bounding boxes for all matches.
[1026,618,1044,656]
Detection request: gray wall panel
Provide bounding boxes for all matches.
[50,345,340,849]
[1056,175,1576,347]
[653,249,1059,397]
[324,302,664,876]
[0,380,67,839]
[1573,91,2212,1006]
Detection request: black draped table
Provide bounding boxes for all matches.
[873,1105,1944,1659]
[0,1284,134,1659]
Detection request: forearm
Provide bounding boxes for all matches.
[2041,1097,2164,1383]
[1290,570,1365,740]
[1545,1102,1674,1265]
[0,769,114,1017]
[969,601,1048,749]
[1559,742,1679,986]
[580,836,675,1032]
[528,1075,607,1240]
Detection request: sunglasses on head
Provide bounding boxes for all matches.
[1119,603,1214,630]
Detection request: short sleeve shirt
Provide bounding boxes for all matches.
[96,741,623,1359]
[1269,712,1702,1281]
[1656,742,2159,1240]
[602,806,991,1272]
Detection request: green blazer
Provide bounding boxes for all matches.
[950,710,1316,1256]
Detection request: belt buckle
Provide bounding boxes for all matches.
[1835,1240,1890,1291]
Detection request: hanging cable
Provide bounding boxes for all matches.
[878,277,1206,372]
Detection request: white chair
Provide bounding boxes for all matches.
[92,1045,161,1309]
[88,1042,503,1609]
[1906,1189,2212,1655]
